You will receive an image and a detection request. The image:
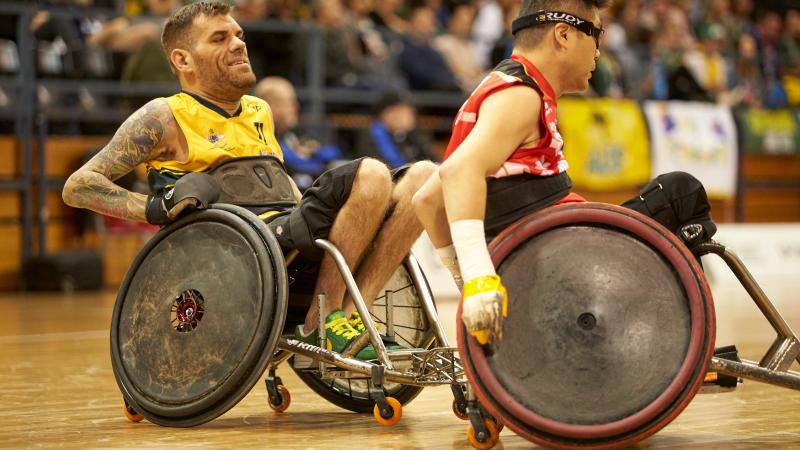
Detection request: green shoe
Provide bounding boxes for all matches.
[294,310,361,354]
[350,311,367,333]
[349,312,405,360]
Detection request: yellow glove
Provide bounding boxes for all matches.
[461,275,508,345]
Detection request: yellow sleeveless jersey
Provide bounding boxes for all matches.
[146,92,283,192]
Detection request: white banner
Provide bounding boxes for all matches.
[643,101,738,198]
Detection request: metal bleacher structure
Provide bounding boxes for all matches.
[0,2,467,289]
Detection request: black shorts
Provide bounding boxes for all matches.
[266,158,365,263]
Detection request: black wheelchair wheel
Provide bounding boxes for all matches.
[110,205,288,427]
[292,257,437,413]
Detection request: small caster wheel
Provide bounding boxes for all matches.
[467,418,499,450]
[268,385,291,413]
[373,397,402,426]
[123,402,144,423]
[452,399,469,420]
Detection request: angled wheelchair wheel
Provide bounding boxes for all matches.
[292,256,436,413]
[110,204,288,427]
[458,202,715,449]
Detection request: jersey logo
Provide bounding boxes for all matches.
[207,128,225,144]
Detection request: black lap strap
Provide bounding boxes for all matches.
[209,156,298,207]
[638,182,680,231]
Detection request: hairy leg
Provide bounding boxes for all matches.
[343,161,437,314]
[303,159,392,331]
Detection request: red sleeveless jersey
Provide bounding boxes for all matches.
[443,54,567,178]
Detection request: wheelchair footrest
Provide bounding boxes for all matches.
[700,345,741,393]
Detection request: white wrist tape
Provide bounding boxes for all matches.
[450,219,496,282]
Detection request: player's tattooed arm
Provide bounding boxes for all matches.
[62,99,175,222]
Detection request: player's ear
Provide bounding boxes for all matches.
[171,48,192,73]
[553,23,572,50]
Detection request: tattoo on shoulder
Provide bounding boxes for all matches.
[88,99,173,180]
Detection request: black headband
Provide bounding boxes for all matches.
[512,10,603,42]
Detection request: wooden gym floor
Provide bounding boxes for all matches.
[2,276,800,449]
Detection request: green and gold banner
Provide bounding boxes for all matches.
[557,98,651,190]
[735,108,800,155]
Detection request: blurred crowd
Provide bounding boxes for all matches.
[3,0,800,108]
[4,0,800,172]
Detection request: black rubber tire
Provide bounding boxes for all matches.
[111,204,288,427]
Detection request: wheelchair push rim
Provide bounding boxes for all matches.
[458,202,715,449]
[110,205,288,427]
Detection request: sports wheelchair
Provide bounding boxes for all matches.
[456,201,800,449]
[111,202,483,431]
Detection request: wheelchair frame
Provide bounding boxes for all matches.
[264,238,477,425]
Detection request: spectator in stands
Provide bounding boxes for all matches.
[701,0,736,56]
[603,0,649,98]
[674,0,703,28]
[683,22,731,102]
[368,0,409,34]
[780,7,800,105]
[646,5,708,101]
[398,4,460,91]
[730,33,764,107]
[346,0,391,61]
[730,0,755,46]
[234,0,269,21]
[433,1,485,93]
[88,0,176,53]
[640,0,672,45]
[781,7,800,74]
[356,90,433,168]
[751,9,787,108]
[313,0,400,89]
[254,76,345,190]
[248,1,305,81]
[486,0,518,68]
[90,0,179,83]
[267,0,300,20]
[589,13,625,98]
[471,0,506,69]
[31,8,111,79]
